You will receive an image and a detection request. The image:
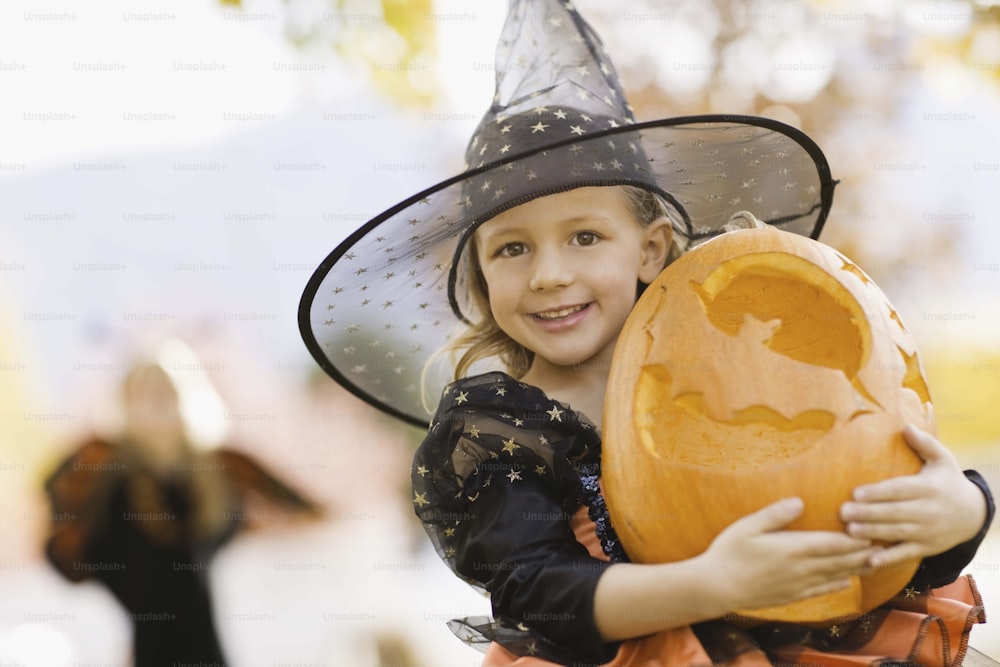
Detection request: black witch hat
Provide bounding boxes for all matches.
[299,0,836,427]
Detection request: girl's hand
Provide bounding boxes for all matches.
[839,425,988,569]
[699,497,878,611]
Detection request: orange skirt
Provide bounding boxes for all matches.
[481,575,985,667]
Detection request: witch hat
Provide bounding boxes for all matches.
[299,0,836,426]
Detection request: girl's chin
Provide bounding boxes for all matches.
[530,350,611,373]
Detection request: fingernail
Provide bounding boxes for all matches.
[781,497,802,511]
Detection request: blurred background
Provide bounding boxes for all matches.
[1,0,999,664]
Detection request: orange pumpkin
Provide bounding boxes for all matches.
[603,225,933,623]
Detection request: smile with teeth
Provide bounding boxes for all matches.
[531,304,589,320]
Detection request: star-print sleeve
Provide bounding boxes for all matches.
[412,372,616,663]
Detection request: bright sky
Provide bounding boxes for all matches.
[0,0,508,174]
[0,0,991,175]
[0,0,298,170]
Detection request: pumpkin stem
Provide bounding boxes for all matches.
[722,210,767,232]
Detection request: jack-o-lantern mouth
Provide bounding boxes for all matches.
[636,363,847,469]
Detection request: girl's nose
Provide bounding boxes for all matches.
[528,248,573,292]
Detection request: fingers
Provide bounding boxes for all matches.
[791,544,881,600]
[769,530,875,583]
[841,498,922,524]
[902,424,950,463]
[841,496,925,541]
[797,578,853,601]
[852,475,926,503]
[801,544,879,576]
[744,576,856,611]
[846,520,922,542]
[790,531,872,557]
[730,497,804,536]
[869,542,924,568]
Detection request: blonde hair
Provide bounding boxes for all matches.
[428,185,686,389]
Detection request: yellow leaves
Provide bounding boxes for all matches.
[370,0,438,106]
[218,0,440,107]
[330,0,439,107]
[923,349,1000,447]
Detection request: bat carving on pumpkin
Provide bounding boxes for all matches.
[603,223,934,623]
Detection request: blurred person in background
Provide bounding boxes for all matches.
[42,339,322,667]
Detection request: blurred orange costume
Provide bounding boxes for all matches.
[44,345,320,667]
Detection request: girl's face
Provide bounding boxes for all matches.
[474,187,670,374]
[123,365,186,459]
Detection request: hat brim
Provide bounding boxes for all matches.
[299,114,836,427]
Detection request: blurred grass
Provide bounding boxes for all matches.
[923,348,1000,448]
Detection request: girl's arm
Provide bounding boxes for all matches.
[448,468,617,661]
[596,425,996,642]
[593,497,876,641]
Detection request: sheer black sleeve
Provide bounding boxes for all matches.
[412,372,617,663]
[909,469,995,590]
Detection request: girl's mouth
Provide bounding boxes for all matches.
[532,303,589,320]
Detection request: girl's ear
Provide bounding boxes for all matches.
[638,217,673,284]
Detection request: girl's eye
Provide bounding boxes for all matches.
[575,231,598,246]
[496,242,526,257]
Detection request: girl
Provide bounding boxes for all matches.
[297,1,993,664]
[411,184,992,666]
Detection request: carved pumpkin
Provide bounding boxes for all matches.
[603,226,933,623]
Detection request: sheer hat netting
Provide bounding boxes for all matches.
[299,0,836,426]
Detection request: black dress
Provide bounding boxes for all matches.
[97,475,234,666]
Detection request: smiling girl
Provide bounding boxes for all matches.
[412,181,992,666]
